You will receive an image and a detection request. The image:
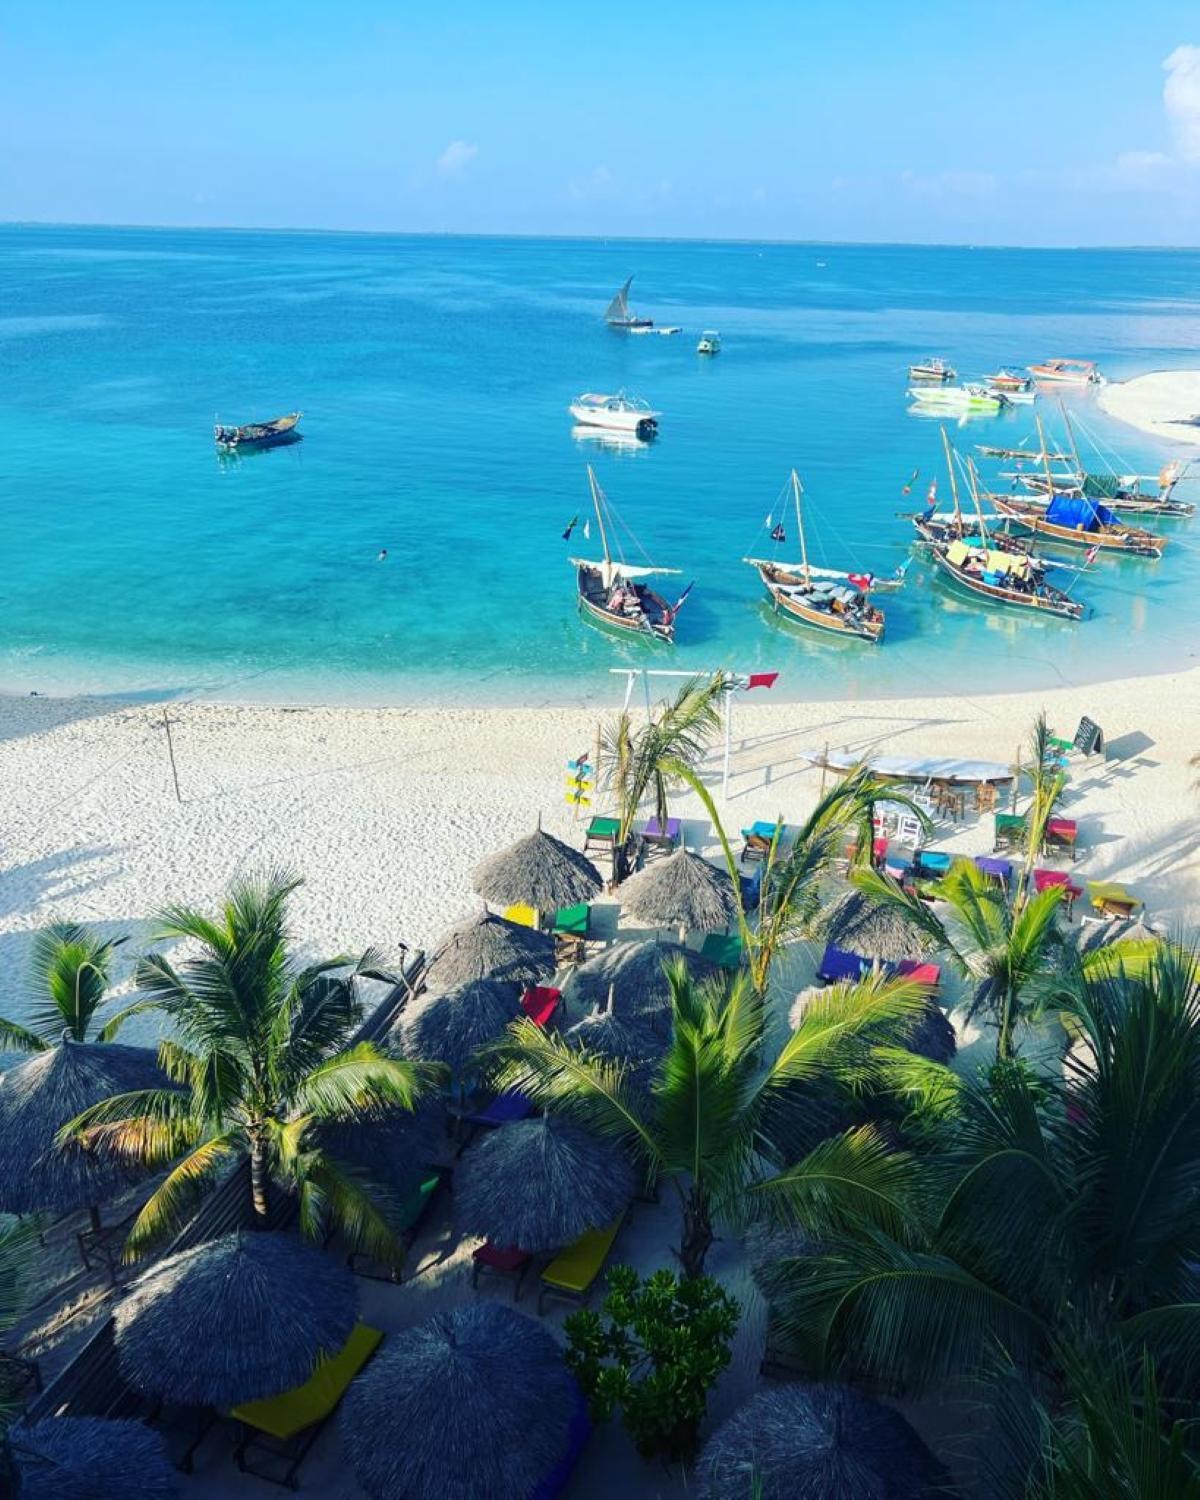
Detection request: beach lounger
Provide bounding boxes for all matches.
[816,945,870,985]
[232,1322,383,1489]
[456,1090,535,1154]
[740,862,764,912]
[504,902,539,928]
[538,1213,627,1313]
[739,820,783,865]
[522,985,562,1028]
[974,855,1013,888]
[1034,868,1083,919]
[1043,817,1078,862]
[583,816,622,858]
[993,812,1027,853]
[894,959,942,992]
[1087,881,1142,920]
[914,850,951,879]
[471,1241,533,1301]
[699,931,744,971]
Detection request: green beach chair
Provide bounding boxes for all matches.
[699,931,744,972]
[583,816,622,859]
[553,902,591,964]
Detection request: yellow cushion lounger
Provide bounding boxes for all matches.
[231,1322,383,1487]
[504,902,539,928]
[537,1214,626,1313]
[1087,882,1142,917]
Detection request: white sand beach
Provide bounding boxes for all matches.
[3,673,1199,1497]
[1099,369,1200,447]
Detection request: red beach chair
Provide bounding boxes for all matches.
[521,986,562,1029]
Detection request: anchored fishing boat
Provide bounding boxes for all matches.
[697,330,721,355]
[568,391,660,437]
[570,467,687,642]
[908,357,956,382]
[1028,358,1103,385]
[604,276,654,330]
[917,429,1087,621]
[743,471,887,643]
[213,412,302,451]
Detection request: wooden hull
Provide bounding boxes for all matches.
[929,548,1084,620]
[214,411,302,451]
[993,500,1164,558]
[576,567,675,642]
[1015,476,1193,518]
[756,567,884,643]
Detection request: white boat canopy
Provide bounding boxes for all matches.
[570,558,681,583]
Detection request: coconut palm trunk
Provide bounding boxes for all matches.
[679,1185,714,1279]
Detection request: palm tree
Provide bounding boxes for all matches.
[491,958,928,1277]
[602,673,726,882]
[672,760,924,998]
[759,943,1200,1414]
[0,923,126,1053]
[60,871,437,1264]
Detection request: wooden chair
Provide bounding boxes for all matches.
[975,782,999,814]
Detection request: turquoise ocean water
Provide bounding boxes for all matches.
[2,224,1198,706]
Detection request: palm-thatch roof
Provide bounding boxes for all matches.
[619,849,738,933]
[0,1040,170,1215]
[318,1099,446,1194]
[563,1009,668,1082]
[455,1115,635,1251]
[391,979,519,1075]
[421,912,555,995]
[9,1416,177,1499]
[696,1383,949,1499]
[562,940,717,1035]
[471,826,602,912]
[815,890,937,963]
[744,1221,817,1297]
[341,1302,580,1500]
[114,1231,358,1407]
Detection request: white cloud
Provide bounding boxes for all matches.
[1164,45,1200,162]
[436,140,479,176]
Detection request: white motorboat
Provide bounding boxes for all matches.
[908,357,956,381]
[568,391,660,437]
[697,330,721,355]
[908,382,1006,412]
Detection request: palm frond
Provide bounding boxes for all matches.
[0,1016,50,1053]
[292,1044,433,1121]
[749,1125,920,1241]
[122,1132,242,1260]
[25,922,125,1042]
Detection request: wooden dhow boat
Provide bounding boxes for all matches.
[213,411,302,451]
[917,429,1087,622]
[570,467,686,642]
[744,471,887,643]
[604,276,654,330]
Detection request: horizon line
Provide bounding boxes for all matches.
[3,219,1198,253]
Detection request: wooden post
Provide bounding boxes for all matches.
[819,741,829,798]
[721,682,734,800]
[162,708,182,804]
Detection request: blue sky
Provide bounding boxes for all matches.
[4,1,1200,244]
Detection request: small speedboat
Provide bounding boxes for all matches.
[1028,359,1103,385]
[908,383,1006,412]
[909,357,956,382]
[986,369,1033,392]
[214,412,302,451]
[568,391,660,437]
[697,330,721,355]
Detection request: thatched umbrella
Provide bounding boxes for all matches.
[319,1099,446,1194]
[816,890,936,963]
[421,912,555,994]
[456,1116,635,1251]
[471,825,602,913]
[114,1231,358,1407]
[391,979,519,1077]
[563,1009,668,1082]
[619,849,738,938]
[0,1040,170,1219]
[745,1221,817,1298]
[341,1302,582,1499]
[562,940,718,1035]
[9,1416,177,1499]
[696,1383,949,1499]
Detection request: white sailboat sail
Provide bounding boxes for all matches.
[604,276,633,324]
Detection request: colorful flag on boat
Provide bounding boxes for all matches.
[583,519,590,539]
[770,522,786,542]
[746,672,779,690]
[561,515,579,541]
[901,468,919,495]
[927,478,937,504]
[1084,544,1099,565]
[671,581,695,614]
[848,573,875,592]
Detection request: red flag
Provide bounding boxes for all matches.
[746,672,778,690]
[927,477,938,504]
[901,467,919,496]
[848,573,874,592]
[1084,544,1099,565]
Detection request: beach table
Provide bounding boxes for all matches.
[974,855,1013,888]
[699,932,744,972]
[1033,868,1083,919]
[552,903,590,964]
[583,816,622,858]
[471,1242,532,1301]
[640,816,682,856]
[1087,881,1142,920]
[739,820,784,866]
[914,850,951,879]
[1043,817,1078,862]
[993,812,1027,853]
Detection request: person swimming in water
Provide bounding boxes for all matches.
[377,548,388,561]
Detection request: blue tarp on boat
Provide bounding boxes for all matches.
[1045,494,1117,530]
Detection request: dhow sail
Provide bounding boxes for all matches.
[604,276,633,325]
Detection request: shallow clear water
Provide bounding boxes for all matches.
[2,225,1198,705]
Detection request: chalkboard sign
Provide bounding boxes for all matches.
[1072,717,1104,756]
